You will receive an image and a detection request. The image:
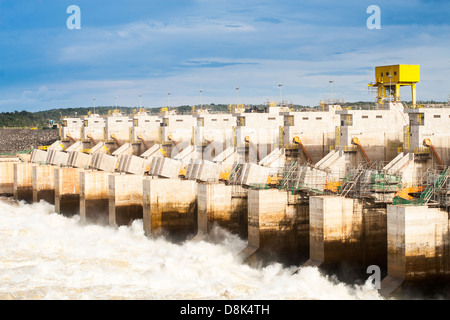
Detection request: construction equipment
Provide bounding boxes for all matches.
[423,138,443,167]
[110,133,121,147]
[87,133,97,146]
[137,134,150,151]
[277,161,296,191]
[351,137,371,166]
[159,148,167,157]
[367,64,420,106]
[394,186,426,201]
[393,167,449,205]
[324,180,340,193]
[338,168,365,197]
[293,136,314,165]
[227,161,244,185]
[66,133,77,143]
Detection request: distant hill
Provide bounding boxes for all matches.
[0,101,446,128]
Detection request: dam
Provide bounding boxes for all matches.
[2,64,449,299]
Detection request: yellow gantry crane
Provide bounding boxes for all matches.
[368,64,420,106]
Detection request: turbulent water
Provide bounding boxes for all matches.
[0,198,382,300]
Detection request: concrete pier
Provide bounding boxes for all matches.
[13,162,35,203]
[0,158,20,196]
[143,178,197,242]
[54,167,81,216]
[239,189,310,267]
[380,205,450,297]
[79,170,110,225]
[108,173,143,227]
[306,196,387,283]
[196,183,248,240]
[32,165,56,204]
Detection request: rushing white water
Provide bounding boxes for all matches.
[0,198,382,300]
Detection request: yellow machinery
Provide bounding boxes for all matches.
[293,136,314,165]
[368,64,420,106]
[228,104,245,113]
[110,133,121,147]
[66,133,77,143]
[394,186,426,201]
[137,134,150,151]
[219,170,231,181]
[86,133,97,146]
[351,137,371,166]
[324,181,340,193]
[423,138,443,167]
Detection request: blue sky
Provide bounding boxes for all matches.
[0,0,449,111]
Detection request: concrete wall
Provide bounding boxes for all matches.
[67,151,92,169]
[240,189,309,267]
[13,162,35,203]
[194,114,235,161]
[406,107,450,165]
[282,109,339,163]
[46,150,69,166]
[32,165,56,204]
[337,102,407,163]
[81,115,105,142]
[108,173,143,227]
[60,117,83,140]
[130,114,163,144]
[143,178,197,242]
[384,205,449,286]
[197,183,248,239]
[54,167,81,217]
[308,196,388,282]
[104,114,133,144]
[160,115,197,157]
[30,149,48,164]
[79,170,110,225]
[235,113,284,162]
[0,159,20,195]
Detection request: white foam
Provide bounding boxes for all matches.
[0,199,382,300]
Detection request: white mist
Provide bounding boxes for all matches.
[0,199,382,300]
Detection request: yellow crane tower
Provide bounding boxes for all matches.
[368,64,420,107]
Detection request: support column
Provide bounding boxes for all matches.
[239,189,305,267]
[0,159,20,196]
[79,170,110,225]
[14,162,35,203]
[306,196,388,283]
[143,178,197,242]
[54,167,81,217]
[380,205,449,297]
[32,165,56,204]
[306,196,361,266]
[196,183,248,239]
[411,84,417,107]
[108,173,143,227]
[394,83,400,101]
